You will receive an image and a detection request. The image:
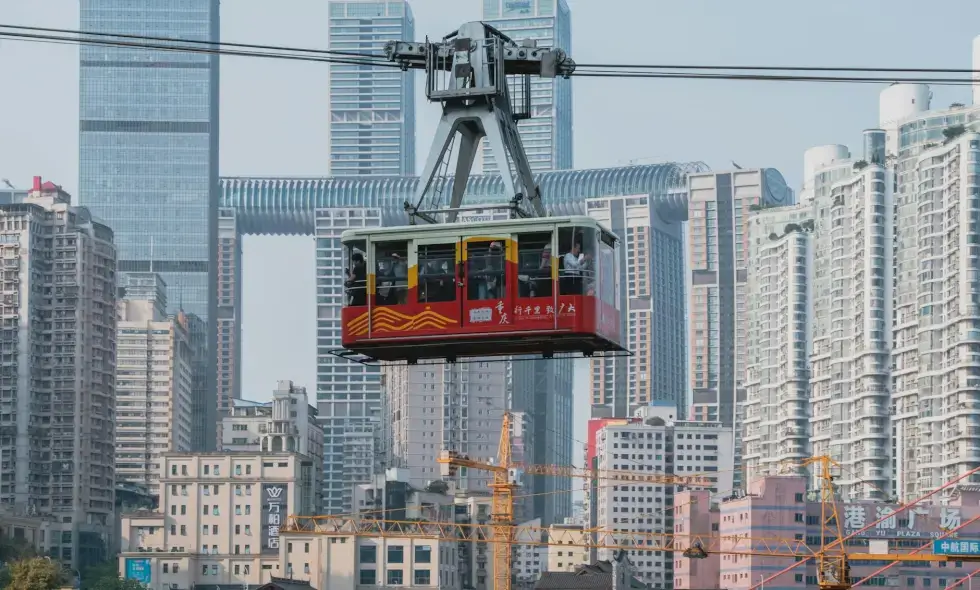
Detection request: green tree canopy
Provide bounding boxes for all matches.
[80,562,144,590]
[5,557,64,590]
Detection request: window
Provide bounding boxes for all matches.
[170,465,177,475]
[414,569,431,585]
[246,465,252,475]
[359,570,377,585]
[415,545,432,563]
[170,506,176,516]
[558,225,596,295]
[375,241,409,306]
[467,240,506,301]
[235,465,242,475]
[418,242,457,303]
[163,564,169,573]
[516,232,553,298]
[387,545,404,563]
[343,239,367,307]
[360,545,377,564]
[387,569,404,585]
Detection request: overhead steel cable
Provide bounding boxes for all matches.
[0,29,399,69]
[3,23,980,85]
[0,22,384,59]
[576,61,980,74]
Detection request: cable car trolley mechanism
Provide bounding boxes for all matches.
[336,21,627,364]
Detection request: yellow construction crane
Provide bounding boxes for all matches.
[283,454,980,590]
[435,412,713,590]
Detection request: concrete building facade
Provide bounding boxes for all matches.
[592,404,732,589]
[742,205,814,483]
[686,169,793,487]
[675,475,980,590]
[118,452,319,589]
[115,273,195,495]
[0,178,116,567]
[587,194,686,417]
[221,380,324,514]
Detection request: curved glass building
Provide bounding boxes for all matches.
[216,161,707,514]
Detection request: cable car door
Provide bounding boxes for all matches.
[461,237,514,331]
[413,236,463,336]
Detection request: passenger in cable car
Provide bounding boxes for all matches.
[345,251,367,306]
[420,255,454,303]
[518,238,553,298]
[375,245,409,305]
[561,240,591,295]
[470,241,505,301]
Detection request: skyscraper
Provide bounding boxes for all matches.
[327,1,416,176]
[79,0,220,448]
[481,0,573,173]
[686,169,793,487]
[0,178,117,568]
[587,195,687,416]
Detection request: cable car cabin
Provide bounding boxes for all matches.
[340,216,624,362]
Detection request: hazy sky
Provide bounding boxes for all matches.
[2,0,980,459]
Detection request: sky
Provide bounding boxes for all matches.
[2,0,980,460]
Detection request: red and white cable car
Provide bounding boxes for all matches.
[339,215,623,363]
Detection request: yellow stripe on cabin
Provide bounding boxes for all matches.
[408,265,418,289]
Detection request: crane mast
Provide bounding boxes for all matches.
[384,21,575,223]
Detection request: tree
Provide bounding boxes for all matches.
[943,124,967,142]
[5,557,64,590]
[853,159,868,171]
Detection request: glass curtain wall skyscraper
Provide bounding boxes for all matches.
[328,1,416,176]
[481,0,572,173]
[79,0,220,449]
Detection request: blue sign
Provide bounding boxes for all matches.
[125,558,151,585]
[933,539,980,555]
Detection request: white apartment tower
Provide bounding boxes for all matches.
[221,380,325,514]
[115,273,194,494]
[0,177,116,567]
[809,159,893,500]
[593,404,732,588]
[384,362,506,493]
[896,132,980,497]
[742,205,814,482]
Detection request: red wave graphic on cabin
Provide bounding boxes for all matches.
[347,307,458,336]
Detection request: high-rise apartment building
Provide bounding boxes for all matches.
[221,380,324,514]
[385,363,506,493]
[742,204,814,483]
[216,208,242,418]
[481,0,573,173]
[810,160,893,501]
[592,404,732,589]
[317,207,384,514]
[894,132,980,498]
[115,273,194,494]
[587,195,686,417]
[327,0,416,176]
[686,169,792,487]
[79,0,221,449]
[0,178,116,567]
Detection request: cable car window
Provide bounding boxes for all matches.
[343,239,367,307]
[558,226,596,295]
[419,243,457,303]
[516,232,553,298]
[597,239,616,306]
[467,240,506,301]
[375,241,408,306]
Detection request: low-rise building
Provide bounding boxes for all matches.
[546,524,590,573]
[674,475,980,589]
[220,381,324,513]
[118,452,318,590]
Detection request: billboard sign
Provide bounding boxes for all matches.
[124,559,151,585]
[262,483,289,554]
